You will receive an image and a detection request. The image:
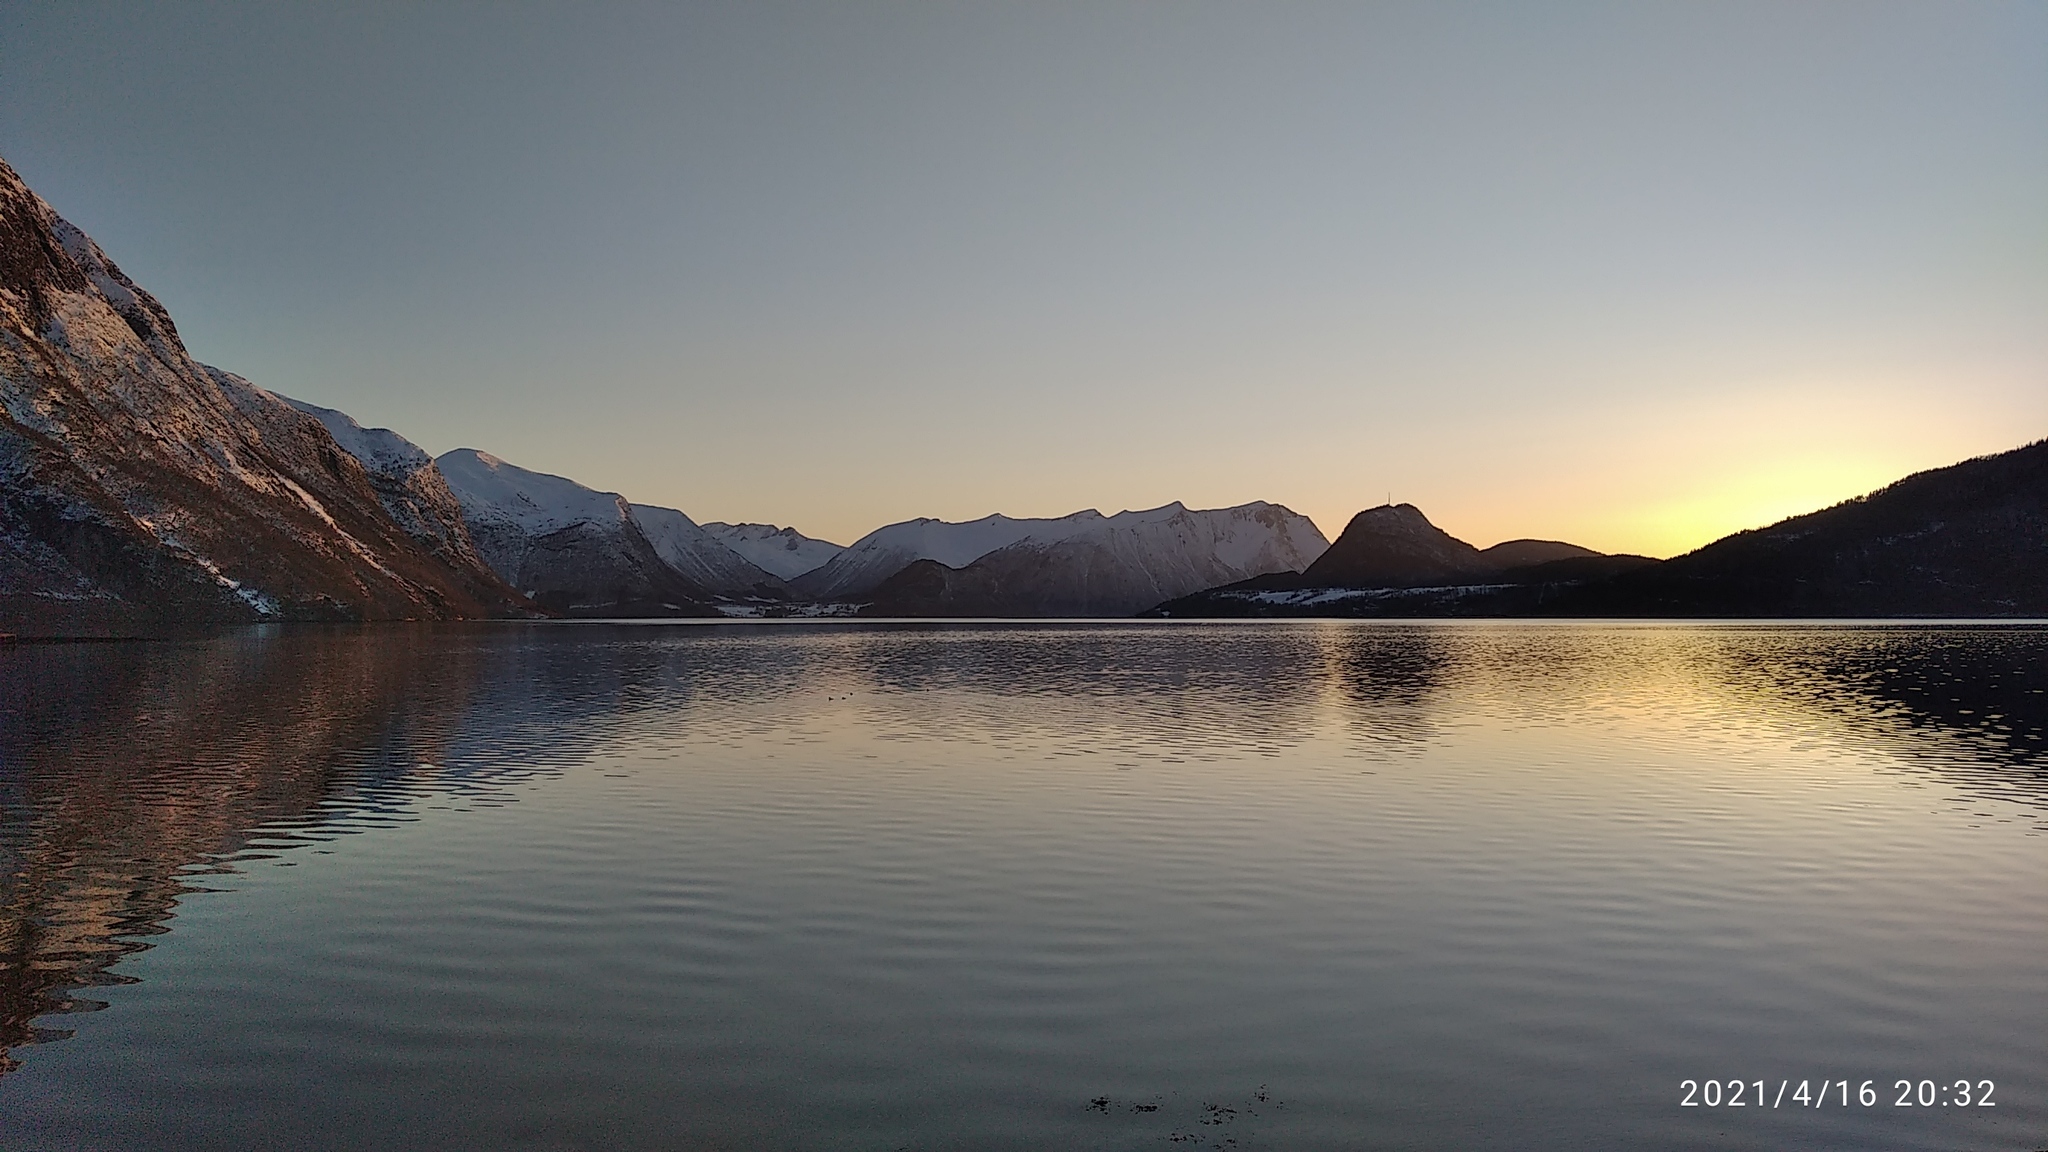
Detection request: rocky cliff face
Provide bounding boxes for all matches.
[0,154,528,636]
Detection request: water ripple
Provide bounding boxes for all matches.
[0,621,2043,1150]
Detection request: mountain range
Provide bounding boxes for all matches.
[698,521,842,580]
[1153,441,2048,618]
[852,502,1329,617]
[2,152,2040,635]
[0,152,1330,632]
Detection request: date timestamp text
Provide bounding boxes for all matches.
[1680,1079,1995,1109]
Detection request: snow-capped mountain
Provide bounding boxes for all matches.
[812,501,1330,614]
[0,153,524,636]
[629,504,788,596]
[793,510,1121,600]
[699,521,843,580]
[436,449,721,614]
[282,396,489,572]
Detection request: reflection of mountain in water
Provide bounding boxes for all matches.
[3,622,2044,1076]
[0,629,563,1074]
[0,624,900,1073]
[1321,626,1456,754]
[1697,627,2048,785]
[821,623,1331,763]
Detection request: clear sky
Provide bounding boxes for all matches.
[3,2,2043,555]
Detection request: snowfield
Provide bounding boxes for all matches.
[699,522,844,580]
[794,502,1328,603]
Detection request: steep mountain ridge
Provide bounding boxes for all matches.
[0,153,526,635]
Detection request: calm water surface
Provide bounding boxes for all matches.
[1,621,2043,1150]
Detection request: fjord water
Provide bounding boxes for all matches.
[1,623,2043,1151]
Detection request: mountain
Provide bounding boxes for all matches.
[791,502,1328,606]
[853,501,1330,616]
[1147,504,1632,617]
[1154,440,2047,618]
[436,449,718,616]
[791,511,1079,601]
[1558,438,2048,616]
[699,521,843,580]
[1265,507,1607,591]
[0,153,527,636]
[1293,504,1494,589]
[628,504,789,598]
[281,396,495,576]
[1479,538,1601,568]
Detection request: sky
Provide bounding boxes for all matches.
[2,2,2043,555]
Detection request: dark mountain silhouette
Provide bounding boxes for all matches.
[0,153,531,636]
[1151,440,2046,618]
[1176,505,1620,602]
[1479,538,1601,568]
[1289,504,1492,588]
[1557,438,2048,616]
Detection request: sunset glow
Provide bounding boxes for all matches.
[3,2,2042,555]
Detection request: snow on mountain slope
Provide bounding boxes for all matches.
[0,152,524,635]
[791,510,1112,600]
[281,396,488,570]
[699,522,844,580]
[435,449,724,615]
[863,501,1329,616]
[629,504,788,596]
[437,449,630,541]
[287,397,430,476]
[804,501,1329,609]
